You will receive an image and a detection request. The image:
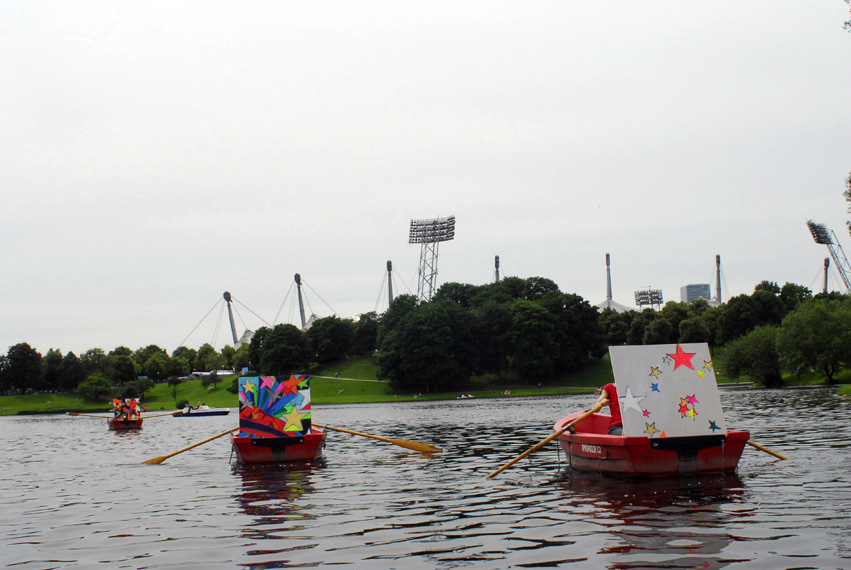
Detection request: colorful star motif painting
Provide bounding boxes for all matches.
[238,375,313,439]
[609,343,727,438]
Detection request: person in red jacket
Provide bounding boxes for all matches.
[595,383,623,435]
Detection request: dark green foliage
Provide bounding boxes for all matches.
[351,311,379,356]
[77,373,114,401]
[306,316,354,363]
[110,354,138,385]
[3,343,43,394]
[259,324,310,377]
[720,325,783,388]
[776,297,851,383]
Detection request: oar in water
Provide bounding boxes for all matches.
[747,439,788,460]
[67,412,110,419]
[140,427,239,465]
[486,402,604,479]
[312,422,439,453]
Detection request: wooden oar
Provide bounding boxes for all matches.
[312,422,439,453]
[747,439,788,460]
[140,427,239,465]
[486,402,604,479]
[67,412,110,419]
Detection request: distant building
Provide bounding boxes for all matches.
[680,284,711,304]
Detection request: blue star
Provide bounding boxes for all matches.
[708,420,720,432]
[651,382,660,392]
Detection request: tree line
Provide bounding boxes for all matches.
[1,275,849,399]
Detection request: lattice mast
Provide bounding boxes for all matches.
[807,220,851,294]
[409,216,456,301]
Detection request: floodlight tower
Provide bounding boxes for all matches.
[409,215,456,301]
[807,220,851,294]
[223,291,239,346]
[634,287,663,310]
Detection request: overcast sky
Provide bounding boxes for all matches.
[2,1,851,356]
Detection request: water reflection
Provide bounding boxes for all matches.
[557,470,750,569]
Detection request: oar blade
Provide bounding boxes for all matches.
[140,455,168,465]
[389,438,440,453]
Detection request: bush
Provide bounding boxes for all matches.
[176,399,188,409]
[77,373,114,401]
[227,377,239,394]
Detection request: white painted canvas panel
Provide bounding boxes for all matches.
[609,343,726,438]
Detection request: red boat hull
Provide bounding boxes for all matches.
[554,412,749,477]
[231,430,326,464]
[108,418,143,430]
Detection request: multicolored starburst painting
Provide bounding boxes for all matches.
[609,343,726,438]
[238,375,313,438]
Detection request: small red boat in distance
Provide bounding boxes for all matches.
[108,417,143,431]
[554,410,749,477]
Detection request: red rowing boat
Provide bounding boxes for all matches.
[108,417,143,431]
[232,374,325,464]
[554,411,749,477]
[231,428,326,464]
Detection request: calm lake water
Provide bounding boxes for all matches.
[2,388,850,569]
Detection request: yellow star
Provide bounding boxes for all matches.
[697,370,705,379]
[644,422,660,437]
[282,407,307,432]
[243,379,257,394]
[649,366,662,377]
[704,360,713,370]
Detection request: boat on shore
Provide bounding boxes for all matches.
[554,410,749,477]
[108,417,143,430]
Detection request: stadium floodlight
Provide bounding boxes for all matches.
[807,220,833,245]
[408,216,456,244]
[634,287,664,310]
[409,215,456,301]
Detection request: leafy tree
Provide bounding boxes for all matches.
[377,295,418,347]
[626,309,657,345]
[717,291,784,345]
[232,343,251,371]
[166,356,191,379]
[378,300,478,391]
[351,311,379,356]
[109,346,133,358]
[539,292,605,372]
[168,375,183,399]
[80,348,109,377]
[779,282,812,313]
[125,377,154,399]
[306,316,354,363]
[432,282,481,308]
[720,325,783,388]
[133,345,168,368]
[221,345,236,369]
[776,298,851,383]
[172,346,197,370]
[59,352,86,392]
[506,299,558,379]
[754,280,781,295]
[259,324,310,377]
[77,373,114,401]
[5,343,43,394]
[110,354,138,385]
[475,301,513,377]
[143,353,168,381]
[43,348,64,392]
[678,317,712,344]
[598,307,634,347]
[643,317,676,345]
[248,327,270,373]
[195,343,225,371]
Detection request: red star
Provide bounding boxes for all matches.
[668,344,696,370]
[280,375,302,396]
